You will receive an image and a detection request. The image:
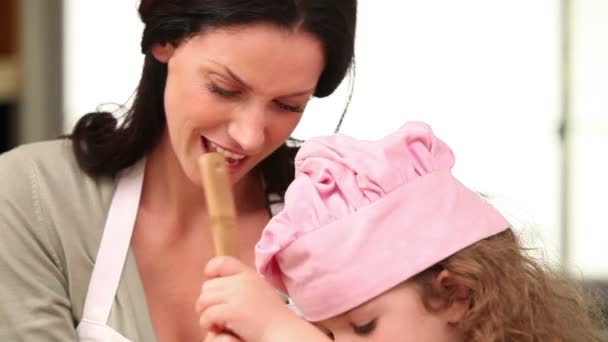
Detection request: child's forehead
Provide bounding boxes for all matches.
[321,281,419,323]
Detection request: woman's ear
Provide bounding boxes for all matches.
[433,270,470,324]
[151,42,175,63]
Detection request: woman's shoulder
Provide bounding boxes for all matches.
[0,139,119,338]
[0,138,113,193]
[1,139,80,175]
[0,138,115,249]
[2,140,76,203]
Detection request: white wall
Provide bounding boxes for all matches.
[63,0,143,130]
[569,0,608,278]
[297,0,563,265]
[63,1,607,278]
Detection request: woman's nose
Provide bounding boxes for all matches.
[227,104,266,154]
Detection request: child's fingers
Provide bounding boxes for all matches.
[199,303,231,333]
[199,276,235,305]
[195,285,227,314]
[203,331,219,342]
[205,256,247,278]
[204,330,243,342]
[199,305,244,341]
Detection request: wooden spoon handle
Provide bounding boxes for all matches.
[198,153,239,257]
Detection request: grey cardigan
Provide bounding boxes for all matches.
[0,140,157,341]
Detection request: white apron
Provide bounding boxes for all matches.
[76,160,145,341]
[74,160,299,341]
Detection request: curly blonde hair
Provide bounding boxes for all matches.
[415,229,607,342]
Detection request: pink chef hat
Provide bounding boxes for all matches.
[255,121,509,321]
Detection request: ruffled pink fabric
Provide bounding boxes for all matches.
[256,122,509,321]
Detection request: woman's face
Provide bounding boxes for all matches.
[154,22,325,185]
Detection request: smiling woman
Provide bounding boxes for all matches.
[0,1,356,341]
[150,23,325,184]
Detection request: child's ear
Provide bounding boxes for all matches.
[433,270,470,324]
[151,42,176,63]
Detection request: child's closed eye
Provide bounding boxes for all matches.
[351,319,377,336]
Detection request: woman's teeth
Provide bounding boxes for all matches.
[207,140,246,165]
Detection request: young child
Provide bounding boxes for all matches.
[196,122,606,342]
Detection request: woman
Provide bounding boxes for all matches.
[0,0,356,341]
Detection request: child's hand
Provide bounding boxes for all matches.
[203,330,243,342]
[196,256,298,342]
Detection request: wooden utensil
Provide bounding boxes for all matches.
[198,153,239,257]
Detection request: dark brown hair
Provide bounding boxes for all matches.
[70,0,357,199]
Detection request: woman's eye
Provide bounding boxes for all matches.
[206,83,239,98]
[352,319,377,336]
[274,100,304,113]
[207,82,303,113]
[326,331,335,340]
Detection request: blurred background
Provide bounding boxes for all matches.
[0,0,606,311]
